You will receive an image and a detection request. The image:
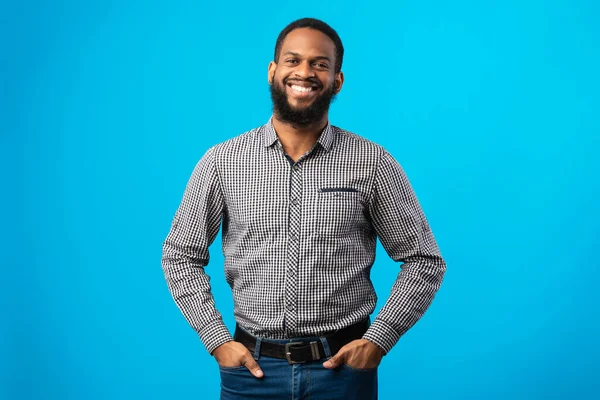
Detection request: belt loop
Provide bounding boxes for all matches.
[253,337,262,360]
[319,336,332,358]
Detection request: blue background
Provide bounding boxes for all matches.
[2,0,599,399]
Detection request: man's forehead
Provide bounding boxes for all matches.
[280,28,335,57]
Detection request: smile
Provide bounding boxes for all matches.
[291,85,314,93]
[285,81,321,100]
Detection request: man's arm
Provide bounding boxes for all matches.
[161,147,233,354]
[362,149,447,354]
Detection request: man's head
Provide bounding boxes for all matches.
[268,18,345,126]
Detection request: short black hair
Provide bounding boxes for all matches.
[274,18,344,73]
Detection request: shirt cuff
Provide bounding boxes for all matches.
[362,318,402,354]
[197,320,234,355]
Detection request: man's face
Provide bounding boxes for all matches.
[268,28,344,126]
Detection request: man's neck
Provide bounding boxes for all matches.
[272,115,328,162]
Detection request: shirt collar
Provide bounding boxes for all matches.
[262,117,335,152]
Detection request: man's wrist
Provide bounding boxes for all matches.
[210,339,234,357]
[362,338,386,356]
[362,318,402,354]
[198,320,234,354]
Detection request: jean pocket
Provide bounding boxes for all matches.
[341,363,378,373]
[218,365,247,372]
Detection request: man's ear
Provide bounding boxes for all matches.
[268,61,277,84]
[334,71,345,93]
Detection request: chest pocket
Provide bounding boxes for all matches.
[316,189,362,237]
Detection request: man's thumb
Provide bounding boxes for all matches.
[244,357,264,378]
[323,353,343,369]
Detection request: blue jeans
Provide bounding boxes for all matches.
[219,334,378,399]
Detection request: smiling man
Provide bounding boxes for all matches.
[162,18,446,399]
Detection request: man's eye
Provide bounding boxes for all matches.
[286,59,298,64]
[315,63,329,69]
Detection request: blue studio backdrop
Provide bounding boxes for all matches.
[2,0,599,399]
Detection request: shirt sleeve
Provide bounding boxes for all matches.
[161,146,233,354]
[362,149,447,354]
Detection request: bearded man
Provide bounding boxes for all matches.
[161,17,447,400]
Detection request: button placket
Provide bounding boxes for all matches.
[284,161,302,334]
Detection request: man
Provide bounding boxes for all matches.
[162,18,446,399]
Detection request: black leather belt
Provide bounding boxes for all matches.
[234,320,369,364]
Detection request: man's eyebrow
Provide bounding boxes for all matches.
[282,51,332,62]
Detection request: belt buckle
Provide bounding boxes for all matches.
[285,342,306,364]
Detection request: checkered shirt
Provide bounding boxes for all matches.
[161,118,446,355]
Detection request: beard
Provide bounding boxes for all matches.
[269,77,337,126]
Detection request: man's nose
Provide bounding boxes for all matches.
[294,61,315,78]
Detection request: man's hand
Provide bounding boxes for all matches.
[322,339,384,370]
[212,341,264,378]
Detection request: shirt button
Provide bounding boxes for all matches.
[291,198,299,205]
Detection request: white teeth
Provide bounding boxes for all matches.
[291,85,313,93]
